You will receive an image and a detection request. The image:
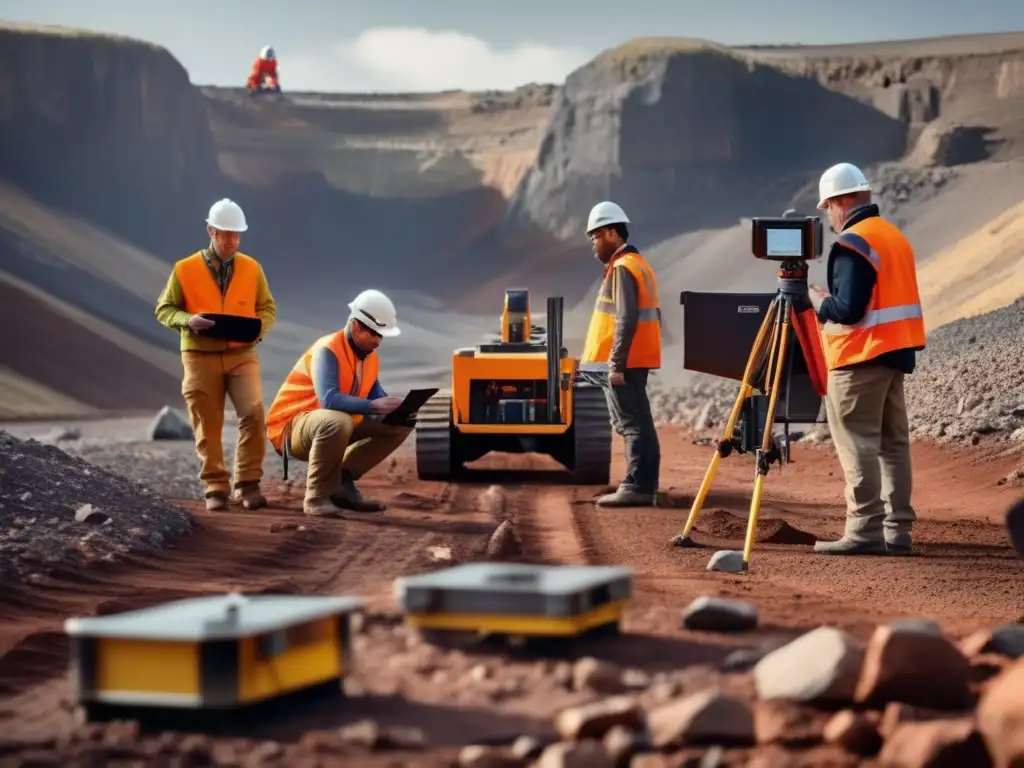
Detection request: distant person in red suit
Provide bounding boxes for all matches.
[247,46,280,93]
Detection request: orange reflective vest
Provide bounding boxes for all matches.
[820,217,926,370]
[581,247,662,369]
[174,251,261,349]
[266,330,379,453]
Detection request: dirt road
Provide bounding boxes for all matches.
[0,425,1021,765]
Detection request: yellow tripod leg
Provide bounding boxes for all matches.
[741,302,792,568]
[671,297,779,548]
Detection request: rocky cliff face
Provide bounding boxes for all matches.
[753,37,1024,166]
[503,40,909,243]
[0,23,222,258]
[0,23,555,330]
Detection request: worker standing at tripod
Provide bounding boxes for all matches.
[809,163,926,556]
[580,201,663,507]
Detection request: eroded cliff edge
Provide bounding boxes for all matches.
[503,39,911,243]
[0,22,222,257]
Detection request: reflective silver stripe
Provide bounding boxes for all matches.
[822,303,923,336]
[864,248,881,269]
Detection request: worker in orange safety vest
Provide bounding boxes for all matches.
[155,198,277,512]
[580,201,663,508]
[809,162,926,556]
[247,45,280,93]
[265,289,410,518]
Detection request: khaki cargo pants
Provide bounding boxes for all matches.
[824,364,916,547]
[181,349,266,498]
[286,409,412,501]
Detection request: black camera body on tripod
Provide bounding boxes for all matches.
[751,214,824,263]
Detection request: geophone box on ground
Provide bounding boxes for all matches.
[64,592,363,720]
[396,562,633,638]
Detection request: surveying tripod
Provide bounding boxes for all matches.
[670,259,816,570]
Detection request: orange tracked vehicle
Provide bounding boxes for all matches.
[414,290,612,484]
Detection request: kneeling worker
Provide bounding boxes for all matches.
[580,201,663,507]
[265,289,410,517]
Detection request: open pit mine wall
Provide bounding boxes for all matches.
[504,41,1024,245]
[0,26,509,324]
[503,46,910,244]
[767,45,1024,167]
[768,44,1024,120]
[0,27,223,259]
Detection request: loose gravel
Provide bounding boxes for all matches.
[0,430,195,586]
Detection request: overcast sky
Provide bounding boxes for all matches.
[3,0,1023,92]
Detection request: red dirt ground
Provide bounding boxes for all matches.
[0,425,1021,765]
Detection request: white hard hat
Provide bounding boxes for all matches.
[206,198,248,232]
[260,45,275,60]
[586,201,630,234]
[348,289,400,337]
[817,163,871,209]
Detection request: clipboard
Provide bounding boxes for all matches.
[380,388,439,426]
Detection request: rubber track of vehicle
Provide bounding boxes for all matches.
[570,383,612,485]
[415,392,453,481]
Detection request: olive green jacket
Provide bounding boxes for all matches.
[154,248,277,353]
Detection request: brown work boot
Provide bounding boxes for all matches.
[303,497,345,518]
[595,487,656,508]
[232,481,268,510]
[205,492,229,512]
[331,471,386,512]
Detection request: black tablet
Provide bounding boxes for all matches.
[194,314,262,343]
[381,388,440,425]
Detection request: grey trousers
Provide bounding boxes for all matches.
[604,369,660,494]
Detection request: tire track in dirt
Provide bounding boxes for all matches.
[513,486,589,565]
[307,477,491,606]
[461,451,592,566]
